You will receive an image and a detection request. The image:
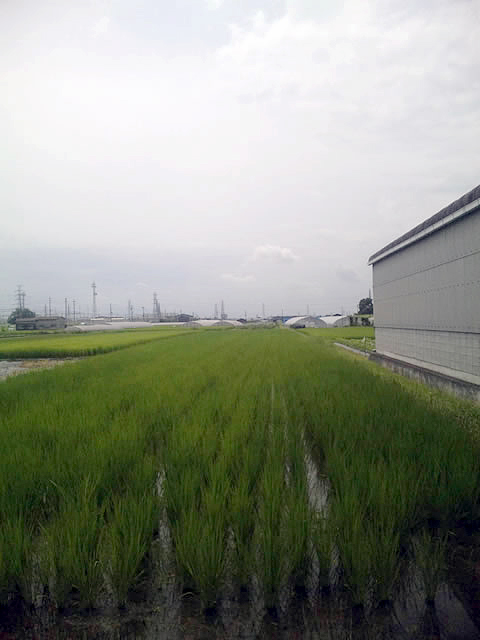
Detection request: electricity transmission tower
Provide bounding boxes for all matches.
[153,292,160,321]
[91,282,97,319]
[16,285,24,310]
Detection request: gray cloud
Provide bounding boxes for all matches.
[0,0,479,318]
[221,273,255,283]
[251,245,300,263]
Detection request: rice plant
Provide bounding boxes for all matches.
[101,488,158,606]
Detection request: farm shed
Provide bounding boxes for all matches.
[67,321,184,332]
[285,316,327,329]
[369,184,480,391]
[320,315,351,328]
[16,316,66,330]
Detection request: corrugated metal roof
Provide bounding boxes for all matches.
[369,183,480,264]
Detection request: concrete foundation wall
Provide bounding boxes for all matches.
[370,351,480,403]
[375,327,480,386]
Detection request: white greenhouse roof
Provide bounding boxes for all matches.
[284,316,327,328]
[319,315,350,326]
[186,319,242,327]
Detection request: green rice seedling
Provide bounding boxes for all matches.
[282,492,313,588]
[331,493,373,606]
[101,488,158,607]
[312,514,333,588]
[0,514,34,603]
[229,478,256,586]
[412,528,449,603]
[255,450,291,607]
[173,502,227,608]
[44,476,105,608]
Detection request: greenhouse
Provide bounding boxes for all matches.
[284,316,327,329]
[186,319,243,328]
[319,315,351,328]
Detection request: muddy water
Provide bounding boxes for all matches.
[0,358,78,380]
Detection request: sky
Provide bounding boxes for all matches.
[1,0,479,319]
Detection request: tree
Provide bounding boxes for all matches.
[358,297,373,315]
[7,307,36,325]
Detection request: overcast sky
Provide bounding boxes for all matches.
[1,0,479,318]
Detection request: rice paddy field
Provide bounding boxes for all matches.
[300,326,376,352]
[1,327,480,639]
[0,326,190,358]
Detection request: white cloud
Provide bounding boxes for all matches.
[251,244,299,263]
[92,16,110,38]
[221,273,255,283]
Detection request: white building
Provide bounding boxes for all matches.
[369,184,480,392]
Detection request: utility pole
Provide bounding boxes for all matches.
[142,306,145,321]
[73,300,76,323]
[48,297,52,317]
[221,300,226,320]
[64,298,67,320]
[109,304,112,320]
[91,282,97,319]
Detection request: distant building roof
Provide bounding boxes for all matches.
[369,183,480,265]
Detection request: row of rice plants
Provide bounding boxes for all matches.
[0,326,191,358]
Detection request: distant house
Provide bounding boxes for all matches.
[16,316,66,331]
